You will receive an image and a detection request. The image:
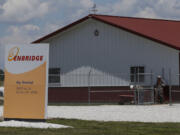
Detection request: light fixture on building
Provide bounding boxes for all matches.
[94,29,99,36]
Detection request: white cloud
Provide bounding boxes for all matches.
[0,0,94,23]
[35,0,94,37]
[51,0,94,19]
[98,0,180,20]
[112,0,138,15]
[0,24,40,45]
[98,0,139,16]
[54,0,93,9]
[153,0,180,19]
[23,24,40,31]
[135,7,159,19]
[43,23,62,34]
[0,0,50,23]
[80,0,94,9]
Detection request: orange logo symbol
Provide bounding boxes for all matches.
[8,47,20,61]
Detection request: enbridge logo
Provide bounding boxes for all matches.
[8,47,19,61]
[8,47,43,62]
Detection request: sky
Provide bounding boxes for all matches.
[1,0,180,68]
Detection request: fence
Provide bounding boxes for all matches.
[4,70,180,105]
[86,73,154,104]
[134,73,154,105]
[169,70,180,105]
[48,72,155,104]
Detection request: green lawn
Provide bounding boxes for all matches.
[0,119,180,135]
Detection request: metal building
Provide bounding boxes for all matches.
[33,14,180,103]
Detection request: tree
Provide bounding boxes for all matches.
[0,69,4,81]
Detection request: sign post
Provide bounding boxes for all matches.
[3,44,49,121]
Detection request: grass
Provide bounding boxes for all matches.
[0,119,180,135]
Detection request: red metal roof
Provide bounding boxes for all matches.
[33,14,180,50]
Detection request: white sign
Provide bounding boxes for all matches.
[4,44,49,120]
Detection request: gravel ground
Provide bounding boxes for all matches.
[47,104,180,122]
[0,104,180,123]
[0,120,71,129]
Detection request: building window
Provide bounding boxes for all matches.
[49,68,60,83]
[130,66,145,82]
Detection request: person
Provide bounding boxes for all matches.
[155,76,165,103]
